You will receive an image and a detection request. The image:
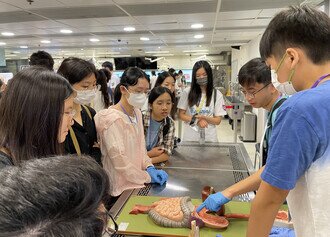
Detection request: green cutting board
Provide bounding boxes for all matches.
[114,195,252,237]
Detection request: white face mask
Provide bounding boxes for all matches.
[74,88,96,105]
[271,69,297,95]
[125,89,147,109]
[270,52,298,95]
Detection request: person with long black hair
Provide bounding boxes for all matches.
[143,86,175,164]
[178,60,226,142]
[0,66,75,167]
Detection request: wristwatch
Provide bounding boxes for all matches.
[190,114,197,125]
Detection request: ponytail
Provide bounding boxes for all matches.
[114,83,123,105]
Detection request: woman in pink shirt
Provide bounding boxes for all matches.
[95,67,168,201]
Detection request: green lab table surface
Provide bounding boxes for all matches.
[114,195,253,237]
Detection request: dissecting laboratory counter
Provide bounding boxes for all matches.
[109,142,254,236]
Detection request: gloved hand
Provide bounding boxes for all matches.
[196,192,230,212]
[269,227,295,237]
[146,166,168,185]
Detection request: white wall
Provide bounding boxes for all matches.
[231,34,268,142]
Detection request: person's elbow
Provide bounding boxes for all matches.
[214,116,222,125]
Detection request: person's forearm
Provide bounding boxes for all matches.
[178,110,193,123]
[147,150,155,158]
[204,116,221,125]
[150,153,169,164]
[247,181,289,237]
[222,166,264,199]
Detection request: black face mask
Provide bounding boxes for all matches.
[196,77,208,86]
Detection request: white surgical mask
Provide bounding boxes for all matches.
[196,76,208,86]
[271,69,297,95]
[271,53,297,95]
[125,89,147,109]
[74,88,96,105]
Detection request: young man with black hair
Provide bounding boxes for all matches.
[198,6,330,236]
[29,50,54,70]
[238,58,287,166]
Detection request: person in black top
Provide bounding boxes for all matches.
[0,66,75,168]
[57,57,102,165]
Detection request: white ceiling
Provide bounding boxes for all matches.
[0,0,324,60]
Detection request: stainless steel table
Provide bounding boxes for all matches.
[111,142,253,215]
[109,142,254,236]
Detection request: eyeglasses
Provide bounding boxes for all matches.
[241,83,271,99]
[103,210,118,236]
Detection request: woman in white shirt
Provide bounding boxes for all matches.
[178,60,226,142]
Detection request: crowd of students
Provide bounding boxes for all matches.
[0,5,329,237]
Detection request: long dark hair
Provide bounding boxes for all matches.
[0,66,73,165]
[154,71,177,119]
[96,70,111,108]
[154,71,174,88]
[148,86,174,134]
[99,68,111,83]
[188,60,213,107]
[57,57,97,84]
[114,67,148,104]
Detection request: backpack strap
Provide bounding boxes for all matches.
[267,98,287,127]
[68,105,94,156]
[262,97,287,165]
[69,127,81,156]
[82,105,92,120]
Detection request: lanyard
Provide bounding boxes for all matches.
[195,95,206,114]
[311,73,330,88]
[119,103,138,124]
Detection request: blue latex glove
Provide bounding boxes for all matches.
[269,227,295,237]
[146,166,168,185]
[196,192,230,212]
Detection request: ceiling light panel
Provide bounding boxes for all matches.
[191,23,203,29]
[194,34,204,39]
[124,26,136,32]
[140,37,150,41]
[1,32,14,36]
[60,29,73,34]
[89,38,100,42]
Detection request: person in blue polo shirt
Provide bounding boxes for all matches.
[198,6,330,237]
